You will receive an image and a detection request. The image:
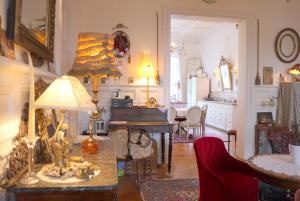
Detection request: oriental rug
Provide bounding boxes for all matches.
[140,178,199,201]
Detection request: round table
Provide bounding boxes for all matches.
[175,108,188,117]
[248,154,300,190]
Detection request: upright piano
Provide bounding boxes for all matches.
[109,106,174,173]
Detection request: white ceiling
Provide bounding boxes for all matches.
[171,15,237,44]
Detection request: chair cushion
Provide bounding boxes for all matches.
[221,172,258,201]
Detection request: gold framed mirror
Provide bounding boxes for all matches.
[10,0,56,62]
[219,56,233,91]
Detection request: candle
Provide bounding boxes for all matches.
[28,64,35,140]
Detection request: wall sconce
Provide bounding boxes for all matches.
[213,68,221,79]
[232,66,238,75]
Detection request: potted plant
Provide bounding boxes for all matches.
[289,131,300,165]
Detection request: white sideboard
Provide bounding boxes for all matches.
[198,101,237,131]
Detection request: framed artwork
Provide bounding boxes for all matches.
[257,112,273,124]
[263,66,273,85]
[128,77,134,84]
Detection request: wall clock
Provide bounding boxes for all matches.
[203,0,218,4]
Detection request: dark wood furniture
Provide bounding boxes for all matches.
[226,129,237,153]
[109,107,174,173]
[174,116,187,135]
[255,124,291,155]
[7,140,118,201]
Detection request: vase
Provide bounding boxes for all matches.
[289,144,300,165]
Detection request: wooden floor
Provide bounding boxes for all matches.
[116,143,198,201]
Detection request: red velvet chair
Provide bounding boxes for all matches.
[194,137,259,201]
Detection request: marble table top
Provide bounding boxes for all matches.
[8,139,118,193]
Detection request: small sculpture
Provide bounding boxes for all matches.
[50,123,71,167]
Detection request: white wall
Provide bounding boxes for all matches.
[198,25,238,92]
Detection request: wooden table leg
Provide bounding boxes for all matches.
[161,132,165,164]
[168,130,173,173]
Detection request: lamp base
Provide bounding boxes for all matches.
[145,97,158,108]
[20,172,39,185]
[81,136,99,154]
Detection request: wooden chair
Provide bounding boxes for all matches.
[200,105,208,136]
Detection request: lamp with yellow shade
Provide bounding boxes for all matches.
[289,64,300,82]
[68,33,122,153]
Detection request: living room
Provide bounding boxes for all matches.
[0,0,300,200]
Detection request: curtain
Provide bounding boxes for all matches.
[276,82,300,130]
[170,55,181,101]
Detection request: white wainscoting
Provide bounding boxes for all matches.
[254,85,278,119]
[0,56,56,180]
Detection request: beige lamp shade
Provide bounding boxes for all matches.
[35,75,94,112]
[68,32,122,78]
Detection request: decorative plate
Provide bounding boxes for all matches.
[275,28,300,63]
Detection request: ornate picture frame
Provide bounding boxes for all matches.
[7,0,56,62]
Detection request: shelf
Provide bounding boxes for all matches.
[0,56,57,79]
[255,85,278,88]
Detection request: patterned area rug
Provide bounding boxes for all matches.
[140,179,199,201]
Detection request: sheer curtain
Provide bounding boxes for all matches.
[170,55,181,101]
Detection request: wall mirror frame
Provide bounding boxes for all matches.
[274,28,300,63]
[112,23,130,60]
[9,0,56,62]
[219,56,233,91]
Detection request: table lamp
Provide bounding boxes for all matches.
[141,52,155,107]
[289,64,300,82]
[68,33,122,153]
[35,76,94,163]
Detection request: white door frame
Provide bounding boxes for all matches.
[161,6,257,159]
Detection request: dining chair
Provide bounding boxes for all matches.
[194,137,259,201]
[185,106,202,141]
[200,104,208,136]
[108,128,153,191]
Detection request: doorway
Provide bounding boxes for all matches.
[164,10,252,158]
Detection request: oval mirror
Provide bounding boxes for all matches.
[275,28,300,63]
[113,30,130,58]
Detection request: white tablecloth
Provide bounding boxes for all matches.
[251,154,300,177]
[175,108,188,117]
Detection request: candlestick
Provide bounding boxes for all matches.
[21,55,39,184]
[28,65,35,140]
[20,136,40,184]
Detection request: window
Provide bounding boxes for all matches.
[170,55,181,101]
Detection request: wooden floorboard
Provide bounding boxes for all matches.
[117,143,198,201]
